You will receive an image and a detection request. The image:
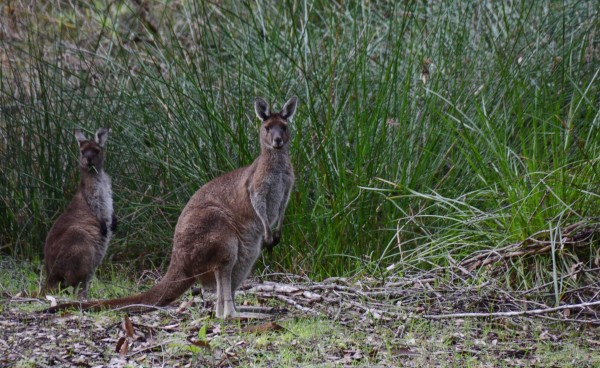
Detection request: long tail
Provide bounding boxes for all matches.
[41,269,196,314]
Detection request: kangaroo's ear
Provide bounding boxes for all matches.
[74,129,87,144]
[254,97,270,121]
[95,128,111,147]
[280,96,298,121]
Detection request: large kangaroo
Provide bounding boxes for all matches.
[44,96,297,319]
[44,128,116,299]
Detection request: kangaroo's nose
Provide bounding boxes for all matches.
[274,137,283,146]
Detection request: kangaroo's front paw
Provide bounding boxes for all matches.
[263,234,273,248]
[272,230,281,247]
[100,222,108,237]
[264,230,281,251]
[110,213,117,232]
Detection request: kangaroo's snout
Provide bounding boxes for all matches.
[268,127,287,149]
[83,149,95,159]
[83,149,96,164]
[80,146,102,169]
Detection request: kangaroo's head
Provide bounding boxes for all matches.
[254,96,298,150]
[75,128,110,172]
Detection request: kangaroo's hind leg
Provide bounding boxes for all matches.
[212,242,271,319]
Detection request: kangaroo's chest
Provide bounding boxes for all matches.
[262,171,293,223]
[86,174,113,225]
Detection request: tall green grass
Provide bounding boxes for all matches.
[1,1,598,283]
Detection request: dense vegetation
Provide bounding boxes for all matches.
[1,0,598,286]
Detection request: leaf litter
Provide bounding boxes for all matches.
[2,269,600,367]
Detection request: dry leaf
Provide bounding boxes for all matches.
[569,262,583,280]
[386,119,399,127]
[420,58,432,84]
[551,56,563,71]
[115,336,128,355]
[162,323,180,331]
[123,315,134,337]
[176,300,194,314]
[45,295,57,307]
[187,338,210,349]
[242,322,284,334]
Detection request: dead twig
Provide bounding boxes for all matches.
[423,300,600,320]
[274,294,320,315]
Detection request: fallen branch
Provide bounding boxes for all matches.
[248,283,301,294]
[274,295,320,315]
[126,338,177,357]
[423,300,600,320]
[536,314,600,325]
[460,221,598,271]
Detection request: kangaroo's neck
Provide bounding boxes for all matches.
[257,146,291,168]
[80,169,113,223]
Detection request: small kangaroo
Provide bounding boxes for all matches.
[43,96,297,318]
[43,128,116,299]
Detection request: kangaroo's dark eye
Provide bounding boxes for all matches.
[265,126,270,132]
[281,125,287,131]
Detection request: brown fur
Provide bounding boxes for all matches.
[43,128,115,299]
[43,97,298,318]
